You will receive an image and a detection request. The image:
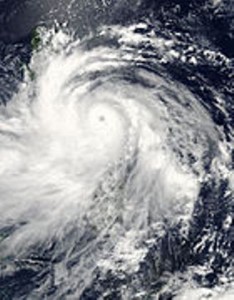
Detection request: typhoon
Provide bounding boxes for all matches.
[0,1,233,299]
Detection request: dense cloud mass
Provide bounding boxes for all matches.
[0,1,233,299]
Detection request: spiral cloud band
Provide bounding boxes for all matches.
[0,25,232,299]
